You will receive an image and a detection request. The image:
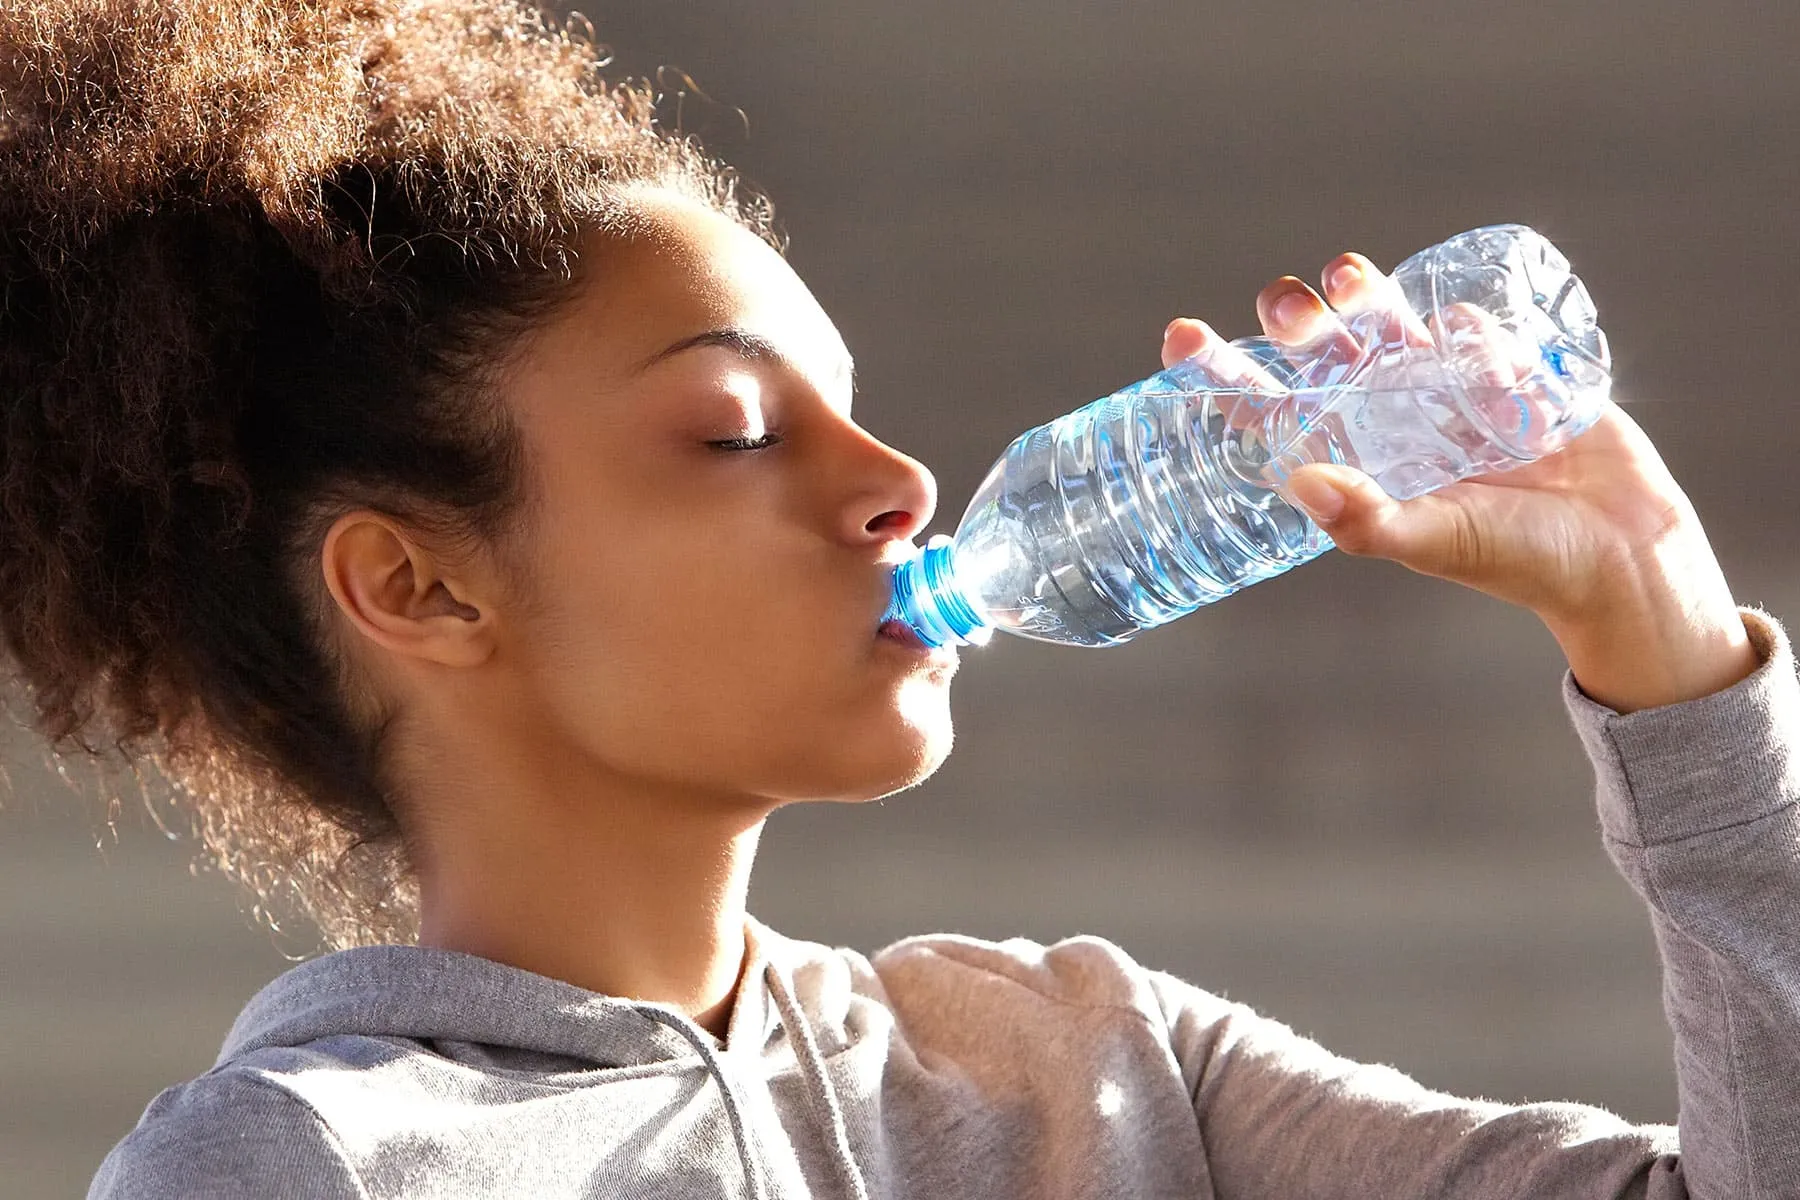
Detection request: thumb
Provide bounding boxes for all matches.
[1282,463,1476,577]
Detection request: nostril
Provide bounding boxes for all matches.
[865,509,911,536]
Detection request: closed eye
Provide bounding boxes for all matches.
[708,432,784,453]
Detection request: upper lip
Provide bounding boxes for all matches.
[874,550,916,632]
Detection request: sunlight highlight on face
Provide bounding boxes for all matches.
[895,670,956,763]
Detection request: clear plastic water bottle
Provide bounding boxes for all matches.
[885,224,1612,648]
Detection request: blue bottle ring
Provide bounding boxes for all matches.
[885,535,992,648]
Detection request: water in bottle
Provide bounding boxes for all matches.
[884,224,1612,649]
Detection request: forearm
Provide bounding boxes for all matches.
[1562,606,1800,1199]
[1152,608,1799,1200]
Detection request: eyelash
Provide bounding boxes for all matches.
[708,433,784,453]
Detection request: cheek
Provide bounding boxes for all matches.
[536,607,869,796]
[514,506,817,762]
[509,472,950,798]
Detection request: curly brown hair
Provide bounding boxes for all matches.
[0,0,776,947]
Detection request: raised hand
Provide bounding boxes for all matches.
[1159,253,1758,713]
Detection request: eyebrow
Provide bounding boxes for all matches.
[635,326,855,388]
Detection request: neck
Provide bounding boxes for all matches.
[406,729,768,1040]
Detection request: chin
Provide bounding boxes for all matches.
[804,708,955,805]
[870,725,954,801]
[882,682,955,790]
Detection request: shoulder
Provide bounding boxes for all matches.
[866,929,1179,1020]
[762,920,1214,1047]
[768,920,1232,1020]
[89,1066,369,1200]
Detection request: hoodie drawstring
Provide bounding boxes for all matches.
[765,963,874,1200]
[635,964,872,1200]
[632,1006,771,1200]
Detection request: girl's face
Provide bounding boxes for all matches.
[492,191,955,809]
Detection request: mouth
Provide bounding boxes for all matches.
[875,549,961,668]
[876,617,957,667]
[877,618,931,650]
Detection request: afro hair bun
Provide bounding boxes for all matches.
[0,0,773,947]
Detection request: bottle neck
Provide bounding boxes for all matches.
[885,535,993,648]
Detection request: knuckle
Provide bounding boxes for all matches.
[1323,512,1377,556]
[1444,505,1488,576]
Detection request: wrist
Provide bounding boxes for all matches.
[1547,571,1758,714]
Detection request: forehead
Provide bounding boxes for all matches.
[563,192,844,374]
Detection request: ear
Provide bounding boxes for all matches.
[319,512,497,670]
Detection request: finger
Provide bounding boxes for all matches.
[1249,279,1371,471]
[1160,317,1288,432]
[1429,301,1558,447]
[1432,302,1535,386]
[1161,318,1285,387]
[1319,253,1434,352]
[1280,462,1480,581]
[1160,317,1212,369]
[1255,278,1364,380]
[1255,268,1431,403]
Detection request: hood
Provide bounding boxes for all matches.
[215,917,871,1200]
[218,923,779,1068]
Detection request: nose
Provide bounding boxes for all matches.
[837,427,937,546]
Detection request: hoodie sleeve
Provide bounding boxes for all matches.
[1148,605,1800,1200]
[89,1071,369,1200]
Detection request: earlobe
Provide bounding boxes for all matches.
[320,512,494,669]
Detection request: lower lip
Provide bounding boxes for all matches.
[877,620,958,665]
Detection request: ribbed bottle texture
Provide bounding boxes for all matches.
[885,224,1613,648]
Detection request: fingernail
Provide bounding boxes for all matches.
[1272,290,1313,328]
[1164,319,1182,339]
[1327,262,1362,295]
[1288,471,1347,521]
[1443,305,1480,332]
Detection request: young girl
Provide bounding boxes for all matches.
[4,2,1793,1197]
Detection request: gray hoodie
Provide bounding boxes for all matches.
[90,607,1800,1199]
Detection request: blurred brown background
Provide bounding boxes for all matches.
[5,1,1799,1195]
